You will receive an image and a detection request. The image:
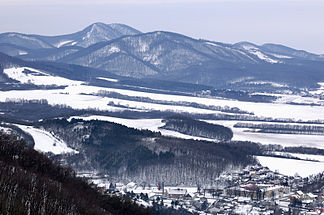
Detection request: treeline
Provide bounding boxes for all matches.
[95,90,253,115]
[210,89,277,103]
[282,147,324,156]
[160,115,233,141]
[234,122,324,135]
[0,132,153,215]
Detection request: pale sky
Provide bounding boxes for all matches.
[0,0,323,54]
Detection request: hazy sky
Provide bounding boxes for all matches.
[0,0,323,54]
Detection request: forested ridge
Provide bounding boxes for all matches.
[0,132,153,215]
[160,115,233,141]
[39,118,257,185]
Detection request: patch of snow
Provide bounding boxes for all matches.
[205,42,220,47]
[257,156,324,177]
[108,46,120,54]
[18,51,28,55]
[309,82,324,95]
[271,54,292,59]
[242,45,281,63]
[54,40,73,48]
[96,77,119,82]
[15,124,77,155]
[143,54,160,65]
[246,81,288,88]
[0,126,13,134]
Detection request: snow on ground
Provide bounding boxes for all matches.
[230,128,324,149]
[18,51,28,55]
[256,156,324,177]
[3,66,324,120]
[0,126,13,134]
[108,46,121,54]
[206,120,324,149]
[242,45,281,64]
[54,40,73,48]
[0,89,127,112]
[271,54,292,59]
[246,81,288,88]
[310,82,324,95]
[4,67,82,86]
[251,91,323,105]
[15,124,77,155]
[0,87,226,115]
[96,77,119,82]
[70,85,324,121]
[69,115,217,141]
[273,152,324,162]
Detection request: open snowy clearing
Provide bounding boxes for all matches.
[256,156,324,177]
[4,67,82,87]
[15,124,77,155]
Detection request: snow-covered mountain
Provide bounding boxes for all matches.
[1,23,324,90]
[0,22,141,50]
[53,31,324,89]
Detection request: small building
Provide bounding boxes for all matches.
[168,188,187,199]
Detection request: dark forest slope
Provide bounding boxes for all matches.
[0,132,152,215]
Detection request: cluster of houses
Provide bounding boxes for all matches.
[80,164,324,214]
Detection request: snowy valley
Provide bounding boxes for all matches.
[1,23,324,215]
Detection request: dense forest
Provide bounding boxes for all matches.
[0,132,154,215]
[302,172,324,193]
[38,118,257,185]
[160,116,233,141]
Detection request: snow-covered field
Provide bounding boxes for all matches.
[207,120,324,149]
[252,92,323,105]
[4,67,82,86]
[2,67,324,120]
[256,156,324,177]
[15,124,77,155]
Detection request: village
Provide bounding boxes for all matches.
[80,165,324,215]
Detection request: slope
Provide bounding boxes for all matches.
[0,132,153,215]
